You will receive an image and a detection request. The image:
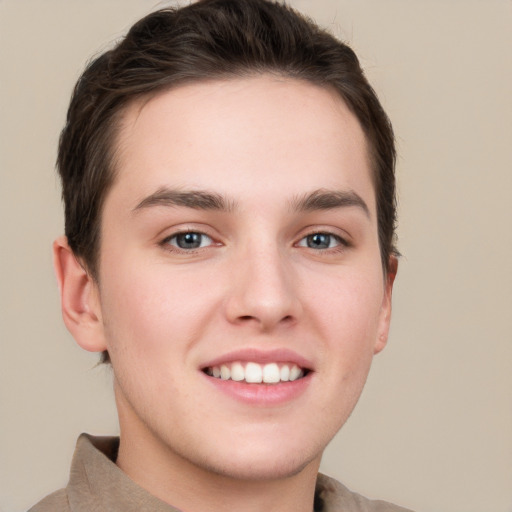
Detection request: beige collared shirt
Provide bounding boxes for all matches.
[29,434,414,512]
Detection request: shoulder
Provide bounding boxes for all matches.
[317,473,415,512]
[28,489,70,512]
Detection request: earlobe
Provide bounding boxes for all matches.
[373,255,398,355]
[53,236,107,353]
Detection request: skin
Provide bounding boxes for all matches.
[54,75,396,512]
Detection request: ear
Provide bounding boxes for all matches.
[53,236,107,353]
[373,255,398,355]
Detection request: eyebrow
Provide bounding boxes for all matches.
[133,187,236,212]
[290,188,370,218]
[133,186,370,218]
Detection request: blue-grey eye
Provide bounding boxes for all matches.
[298,233,341,249]
[168,232,213,249]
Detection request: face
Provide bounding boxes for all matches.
[89,76,394,480]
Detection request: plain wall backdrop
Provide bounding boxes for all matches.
[1,1,511,511]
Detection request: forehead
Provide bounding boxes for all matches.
[110,75,374,212]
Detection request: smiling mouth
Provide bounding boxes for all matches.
[203,361,309,384]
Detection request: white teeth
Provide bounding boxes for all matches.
[231,362,245,381]
[245,362,263,383]
[289,364,302,381]
[220,364,230,380]
[207,361,307,384]
[262,363,280,383]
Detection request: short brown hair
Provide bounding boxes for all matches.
[58,0,397,280]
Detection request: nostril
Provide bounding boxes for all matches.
[237,314,294,325]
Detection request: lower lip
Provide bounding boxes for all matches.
[202,372,312,406]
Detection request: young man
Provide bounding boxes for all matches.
[31,1,411,510]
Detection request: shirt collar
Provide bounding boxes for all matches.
[66,433,350,512]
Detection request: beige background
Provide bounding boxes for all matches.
[1,1,511,511]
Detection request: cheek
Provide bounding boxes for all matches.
[305,268,384,340]
[98,259,222,360]
[307,271,384,422]
[99,271,190,410]
[302,266,384,392]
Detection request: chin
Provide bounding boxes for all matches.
[185,431,325,482]
[204,449,319,482]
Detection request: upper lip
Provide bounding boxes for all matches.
[201,348,314,371]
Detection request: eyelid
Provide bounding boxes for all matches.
[296,232,348,249]
[295,226,351,247]
[166,232,213,249]
[159,225,221,253]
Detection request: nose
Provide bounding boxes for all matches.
[224,242,302,331]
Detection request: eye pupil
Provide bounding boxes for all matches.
[307,233,330,249]
[177,232,202,249]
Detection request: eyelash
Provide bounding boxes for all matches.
[159,229,349,255]
[160,230,216,253]
[296,231,349,252]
